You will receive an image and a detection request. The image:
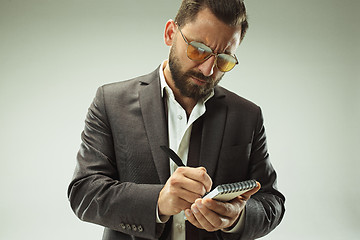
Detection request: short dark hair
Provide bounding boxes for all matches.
[174,0,248,42]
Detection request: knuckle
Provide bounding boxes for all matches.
[168,176,180,186]
[176,167,186,174]
[224,202,235,213]
[198,169,207,179]
[224,204,232,214]
[169,186,177,195]
[193,184,205,195]
[213,218,223,228]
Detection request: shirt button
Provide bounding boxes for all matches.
[176,223,184,231]
[177,115,183,120]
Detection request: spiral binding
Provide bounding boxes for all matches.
[218,179,257,194]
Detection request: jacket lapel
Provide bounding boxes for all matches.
[138,68,170,184]
[199,87,227,180]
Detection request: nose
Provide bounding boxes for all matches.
[198,55,216,76]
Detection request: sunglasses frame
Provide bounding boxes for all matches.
[176,24,239,72]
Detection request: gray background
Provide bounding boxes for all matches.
[1,0,359,239]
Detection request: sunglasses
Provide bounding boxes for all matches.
[177,25,239,72]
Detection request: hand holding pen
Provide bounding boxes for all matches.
[157,146,213,217]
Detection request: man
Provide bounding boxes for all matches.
[68,0,285,240]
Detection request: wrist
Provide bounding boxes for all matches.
[156,203,171,223]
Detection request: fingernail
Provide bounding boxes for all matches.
[196,201,203,208]
[192,205,199,214]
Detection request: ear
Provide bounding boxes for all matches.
[164,20,177,46]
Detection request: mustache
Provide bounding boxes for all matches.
[185,71,213,83]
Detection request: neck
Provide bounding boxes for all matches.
[176,97,197,118]
[163,62,197,117]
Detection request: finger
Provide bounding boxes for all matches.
[182,167,213,192]
[176,167,213,193]
[201,198,237,225]
[158,188,194,216]
[158,173,209,215]
[184,209,203,229]
[171,168,209,196]
[176,187,204,206]
[196,167,213,192]
[201,198,235,217]
[196,198,248,232]
[241,181,261,200]
[191,202,218,231]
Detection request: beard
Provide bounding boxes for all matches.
[168,45,224,101]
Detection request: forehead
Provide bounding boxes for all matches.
[180,8,242,54]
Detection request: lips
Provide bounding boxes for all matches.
[191,76,207,85]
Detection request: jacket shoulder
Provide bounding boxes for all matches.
[101,67,160,95]
[215,86,261,113]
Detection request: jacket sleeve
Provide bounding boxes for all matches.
[67,86,166,239]
[221,107,285,240]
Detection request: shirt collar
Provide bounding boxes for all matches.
[159,60,172,98]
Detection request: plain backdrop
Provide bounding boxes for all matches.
[1,0,359,239]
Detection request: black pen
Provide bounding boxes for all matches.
[160,145,185,167]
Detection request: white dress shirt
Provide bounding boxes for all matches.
[156,61,245,239]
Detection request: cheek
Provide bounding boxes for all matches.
[176,47,201,69]
[183,60,200,73]
[213,70,224,80]
[175,43,189,61]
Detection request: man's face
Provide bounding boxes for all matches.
[168,8,242,101]
[168,44,222,101]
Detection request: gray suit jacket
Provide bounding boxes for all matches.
[68,67,285,240]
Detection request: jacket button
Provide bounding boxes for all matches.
[126,224,131,230]
[132,224,137,231]
[120,223,126,230]
[137,225,143,232]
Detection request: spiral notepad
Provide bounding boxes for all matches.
[203,179,257,201]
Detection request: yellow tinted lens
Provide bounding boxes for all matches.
[217,54,237,72]
[187,41,212,60]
